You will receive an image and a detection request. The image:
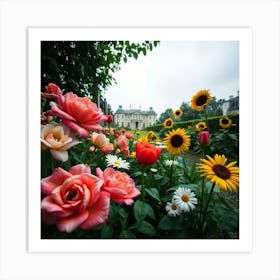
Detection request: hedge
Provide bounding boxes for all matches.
[146,113,239,135]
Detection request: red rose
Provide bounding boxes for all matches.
[136,142,162,166]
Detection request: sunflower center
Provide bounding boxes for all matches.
[181,194,189,202]
[195,95,208,106]
[213,164,231,179]
[175,111,180,116]
[170,135,183,147]
[222,118,229,124]
[171,204,177,210]
[166,120,172,126]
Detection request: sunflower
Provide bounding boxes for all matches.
[195,121,207,132]
[164,128,191,155]
[173,109,183,118]
[197,154,239,192]
[190,89,212,111]
[147,130,157,142]
[219,116,232,129]
[163,117,174,129]
[138,135,149,143]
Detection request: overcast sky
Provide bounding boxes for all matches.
[105,41,239,116]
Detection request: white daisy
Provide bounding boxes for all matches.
[165,201,182,217]
[105,154,130,170]
[172,187,197,212]
[150,168,158,173]
[164,159,178,167]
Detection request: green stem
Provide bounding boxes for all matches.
[170,155,176,185]
[204,107,209,131]
[199,145,206,225]
[200,182,215,237]
[141,165,145,199]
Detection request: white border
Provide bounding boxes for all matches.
[28,27,252,253]
[1,1,279,279]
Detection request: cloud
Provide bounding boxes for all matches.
[105,41,239,116]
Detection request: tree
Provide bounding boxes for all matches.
[41,41,160,103]
[157,108,174,124]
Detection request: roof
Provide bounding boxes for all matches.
[115,107,157,115]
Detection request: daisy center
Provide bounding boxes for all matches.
[181,194,189,202]
[222,118,229,124]
[196,95,208,106]
[170,135,183,147]
[171,204,177,210]
[213,164,231,179]
[113,161,121,166]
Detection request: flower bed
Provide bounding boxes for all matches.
[41,85,239,239]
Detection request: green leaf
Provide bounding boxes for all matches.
[133,200,149,222]
[146,203,156,220]
[100,224,114,238]
[145,188,161,203]
[213,205,239,233]
[216,193,239,215]
[136,221,156,236]
[118,206,129,230]
[119,230,136,238]
[158,215,184,231]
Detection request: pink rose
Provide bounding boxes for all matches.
[41,83,64,99]
[45,92,108,138]
[125,133,134,139]
[117,135,130,158]
[96,167,140,205]
[41,164,110,233]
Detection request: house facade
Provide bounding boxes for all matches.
[114,105,157,130]
[222,95,239,115]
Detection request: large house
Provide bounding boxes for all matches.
[114,105,157,130]
[222,94,239,115]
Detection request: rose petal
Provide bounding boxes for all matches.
[50,149,69,162]
[46,101,76,121]
[95,167,104,180]
[113,198,134,205]
[81,123,105,131]
[62,119,89,139]
[41,196,73,218]
[56,211,89,233]
[80,173,103,206]
[69,164,91,175]
[41,167,72,195]
[59,138,81,151]
[80,191,110,230]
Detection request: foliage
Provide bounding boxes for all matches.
[41,41,159,103]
